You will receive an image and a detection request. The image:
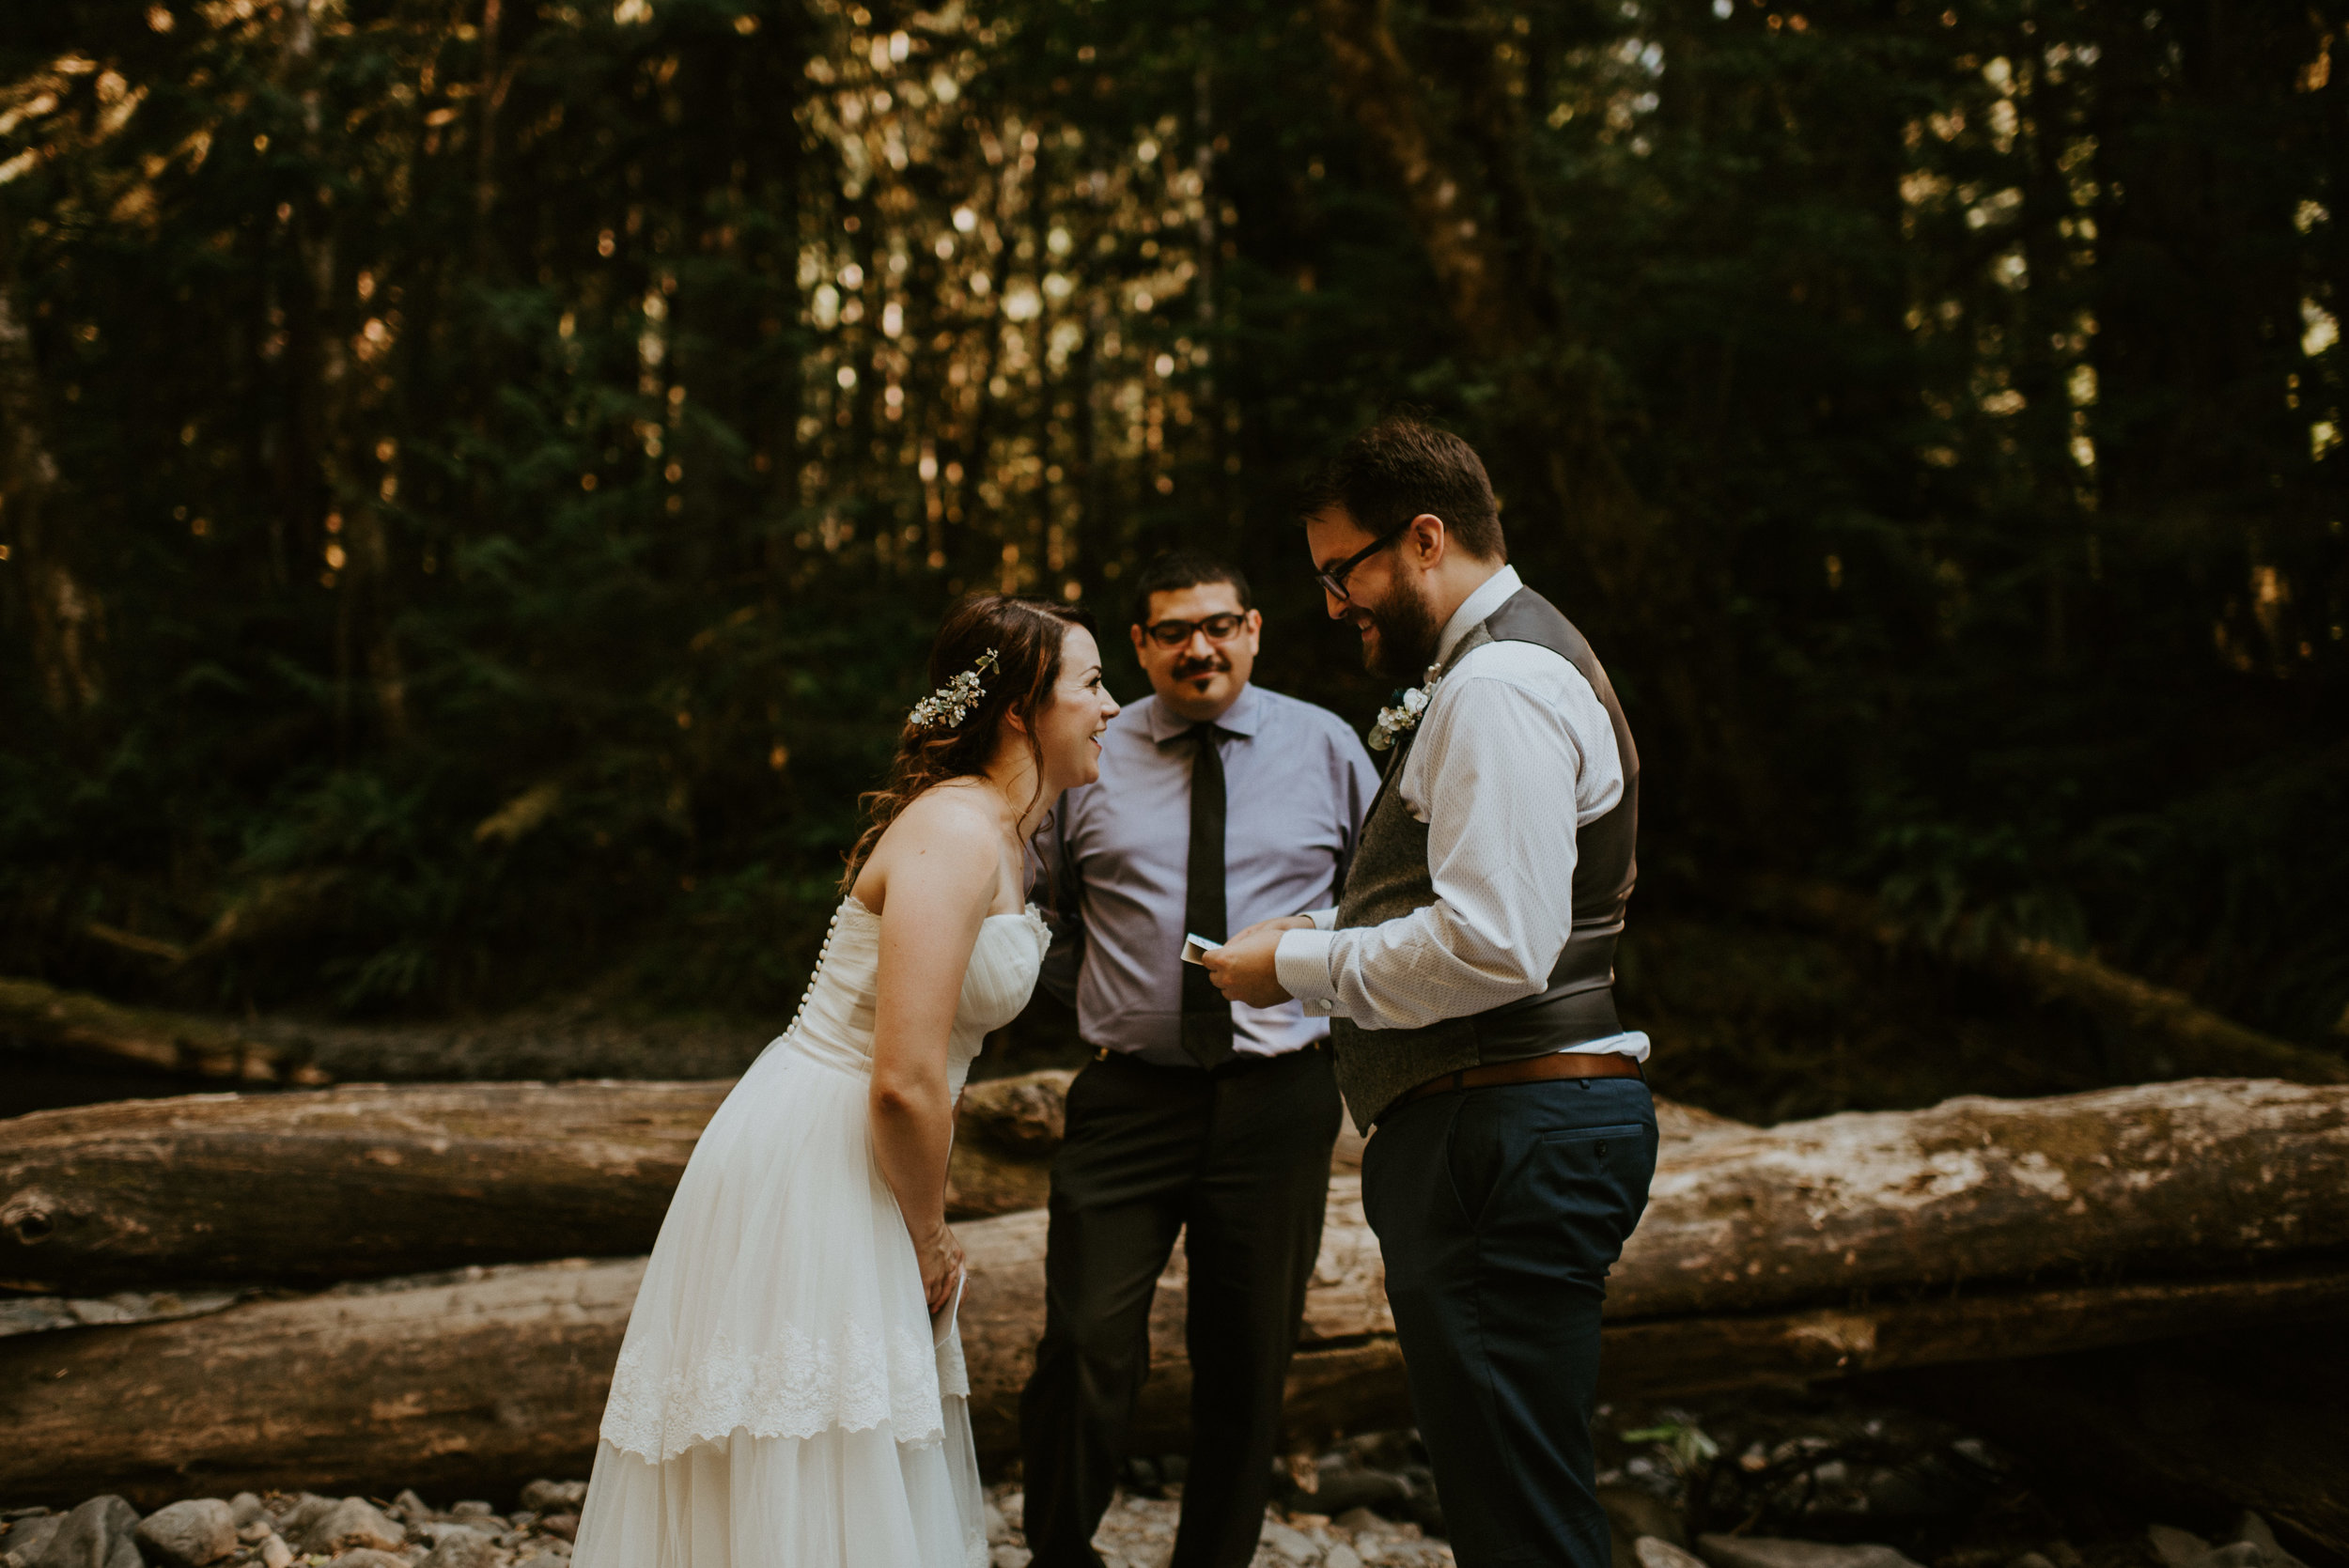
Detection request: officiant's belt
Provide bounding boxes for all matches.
[1392,1048,1643,1113]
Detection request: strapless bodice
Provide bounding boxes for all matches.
[786,895,1048,1092]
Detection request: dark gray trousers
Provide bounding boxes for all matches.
[1018,1047,1343,1568]
[1361,1075,1657,1568]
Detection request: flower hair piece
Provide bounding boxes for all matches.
[909,648,1002,733]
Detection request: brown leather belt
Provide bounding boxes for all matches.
[1392,1049,1642,1114]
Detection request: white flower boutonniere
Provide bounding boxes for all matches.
[1368,667,1441,753]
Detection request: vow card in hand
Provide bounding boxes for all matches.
[1180,933,1222,967]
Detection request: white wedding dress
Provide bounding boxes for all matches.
[573,894,1049,1568]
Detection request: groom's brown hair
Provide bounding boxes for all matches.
[1300,414,1507,563]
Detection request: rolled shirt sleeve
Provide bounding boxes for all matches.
[1284,658,1621,1032]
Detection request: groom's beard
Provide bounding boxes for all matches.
[1355,578,1443,683]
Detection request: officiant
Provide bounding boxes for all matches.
[1019,550,1379,1568]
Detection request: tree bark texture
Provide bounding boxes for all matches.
[0,269,104,716]
[7,1076,2344,1311]
[0,1074,1082,1293]
[4,1203,2343,1510]
[1307,0,1540,360]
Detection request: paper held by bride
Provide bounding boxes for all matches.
[1,1074,2344,1511]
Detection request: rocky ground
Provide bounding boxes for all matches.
[988,1484,1455,1568]
[0,1484,585,1568]
[0,1396,2325,1568]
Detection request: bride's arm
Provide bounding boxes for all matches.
[864,794,1000,1312]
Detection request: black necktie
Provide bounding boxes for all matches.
[1180,723,1236,1070]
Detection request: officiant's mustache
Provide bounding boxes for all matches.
[1174,653,1231,680]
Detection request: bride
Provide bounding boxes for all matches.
[572,595,1120,1567]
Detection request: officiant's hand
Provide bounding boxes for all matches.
[1203,924,1296,1008]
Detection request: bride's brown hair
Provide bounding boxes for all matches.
[842,593,1097,889]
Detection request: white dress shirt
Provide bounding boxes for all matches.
[1272,566,1650,1061]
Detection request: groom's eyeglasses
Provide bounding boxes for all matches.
[1314,523,1411,602]
[1143,612,1250,647]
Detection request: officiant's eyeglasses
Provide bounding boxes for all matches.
[1143,612,1249,647]
[1314,523,1411,602]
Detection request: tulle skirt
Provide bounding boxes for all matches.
[572,1032,988,1568]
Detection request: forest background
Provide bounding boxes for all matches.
[3,0,2345,1124]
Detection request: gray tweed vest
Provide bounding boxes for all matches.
[1330,585,1640,1132]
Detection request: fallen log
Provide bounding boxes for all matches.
[0,978,329,1087]
[0,1082,725,1294]
[6,1205,2345,1508]
[0,976,774,1088]
[1611,1077,2349,1318]
[8,1073,2343,1326]
[0,1071,1662,1295]
[0,1073,1081,1294]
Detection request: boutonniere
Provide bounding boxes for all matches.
[1368,666,1442,753]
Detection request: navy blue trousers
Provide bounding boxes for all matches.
[1361,1076,1657,1568]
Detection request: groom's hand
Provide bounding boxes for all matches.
[1203,924,1296,1008]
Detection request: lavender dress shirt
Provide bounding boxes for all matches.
[1033,682,1380,1067]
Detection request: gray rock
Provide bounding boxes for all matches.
[0,1515,63,1567]
[1257,1521,1317,1564]
[135,1499,238,1568]
[410,1525,477,1548]
[294,1499,406,1557]
[1639,1543,1710,1568]
[1697,1539,1925,1568]
[1601,1486,1687,1550]
[1305,1452,1413,1520]
[418,1527,502,1568]
[516,1484,584,1516]
[325,1553,410,1568]
[2235,1514,2309,1568]
[2151,1529,2214,1568]
[226,1498,266,1531]
[256,1534,294,1568]
[388,1493,434,1526]
[2146,1529,2276,1568]
[272,1496,338,1546]
[29,1497,141,1568]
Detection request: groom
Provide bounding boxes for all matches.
[1205,415,1657,1568]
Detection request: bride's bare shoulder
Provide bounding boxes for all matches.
[888,779,1003,841]
[859,782,1004,908]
